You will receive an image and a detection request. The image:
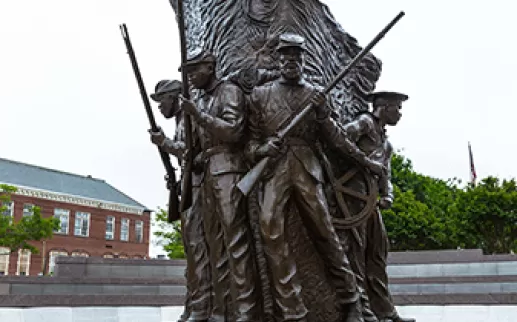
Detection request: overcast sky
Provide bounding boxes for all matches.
[2,0,516,256]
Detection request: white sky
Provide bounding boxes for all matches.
[1,0,516,257]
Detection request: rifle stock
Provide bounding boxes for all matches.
[177,0,193,213]
[119,24,180,222]
[236,11,405,196]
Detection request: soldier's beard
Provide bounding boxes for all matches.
[281,62,303,80]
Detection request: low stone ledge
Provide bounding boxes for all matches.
[388,249,517,265]
[393,293,517,305]
[0,295,185,307]
[0,276,185,284]
[55,257,186,266]
[389,275,517,284]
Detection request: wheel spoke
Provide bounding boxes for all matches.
[336,168,358,185]
[339,187,369,201]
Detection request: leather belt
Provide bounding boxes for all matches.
[194,145,234,164]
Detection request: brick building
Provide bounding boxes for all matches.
[0,158,151,276]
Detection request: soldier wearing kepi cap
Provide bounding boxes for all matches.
[246,32,364,322]
[179,49,260,322]
[149,79,214,322]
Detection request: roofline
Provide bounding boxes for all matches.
[0,157,105,182]
[0,157,150,211]
[0,181,150,215]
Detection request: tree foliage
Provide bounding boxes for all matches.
[153,207,185,259]
[452,177,517,254]
[384,153,517,254]
[153,153,517,256]
[0,184,59,254]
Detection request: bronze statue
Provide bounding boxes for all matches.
[319,91,415,322]
[178,50,260,322]
[245,33,364,322]
[149,80,214,322]
[344,92,415,322]
[119,1,416,321]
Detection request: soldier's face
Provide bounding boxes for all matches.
[158,94,180,119]
[186,63,214,89]
[279,48,304,80]
[381,101,402,125]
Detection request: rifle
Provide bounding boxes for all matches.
[176,0,194,213]
[236,11,405,196]
[119,24,180,222]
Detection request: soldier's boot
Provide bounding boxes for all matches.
[342,300,365,322]
[359,292,377,322]
[390,316,415,322]
[178,309,189,322]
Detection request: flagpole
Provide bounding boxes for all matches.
[468,141,477,186]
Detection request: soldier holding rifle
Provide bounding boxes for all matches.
[149,80,214,322]
[178,49,260,322]
[245,33,365,322]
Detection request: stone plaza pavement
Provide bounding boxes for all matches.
[0,305,516,322]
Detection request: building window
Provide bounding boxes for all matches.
[48,250,68,275]
[105,216,115,240]
[0,247,10,275]
[53,209,69,235]
[103,253,114,259]
[135,220,143,243]
[1,201,13,217]
[71,251,89,258]
[17,249,31,276]
[74,212,90,237]
[118,253,128,259]
[23,204,34,217]
[120,218,129,241]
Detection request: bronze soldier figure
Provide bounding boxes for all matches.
[246,33,364,322]
[149,80,213,322]
[319,91,415,322]
[179,50,260,322]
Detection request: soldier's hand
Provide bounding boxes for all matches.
[310,89,327,107]
[256,137,283,158]
[149,127,166,146]
[179,95,199,117]
[366,159,387,177]
[378,197,393,210]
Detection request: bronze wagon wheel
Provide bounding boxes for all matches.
[331,166,378,229]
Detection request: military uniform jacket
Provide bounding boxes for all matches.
[246,79,326,182]
[321,112,394,200]
[192,80,248,177]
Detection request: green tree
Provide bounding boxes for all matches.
[452,177,517,254]
[0,184,59,254]
[153,207,185,259]
[384,153,462,250]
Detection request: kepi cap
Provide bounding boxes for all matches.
[276,33,306,52]
[179,48,216,71]
[150,79,182,102]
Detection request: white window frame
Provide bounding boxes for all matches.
[135,220,143,243]
[0,247,10,276]
[71,251,89,258]
[54,209,70,235]
[2,201,14,217]
[74,212,90,237]
[16,249,31,276]
[48,250,68,275]
[23,203,34,217]
[105,216,115,240]
[120,218,130,242]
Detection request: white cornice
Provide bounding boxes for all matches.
[0,182,146,215]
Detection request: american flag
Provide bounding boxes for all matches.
[468,142,477,185]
